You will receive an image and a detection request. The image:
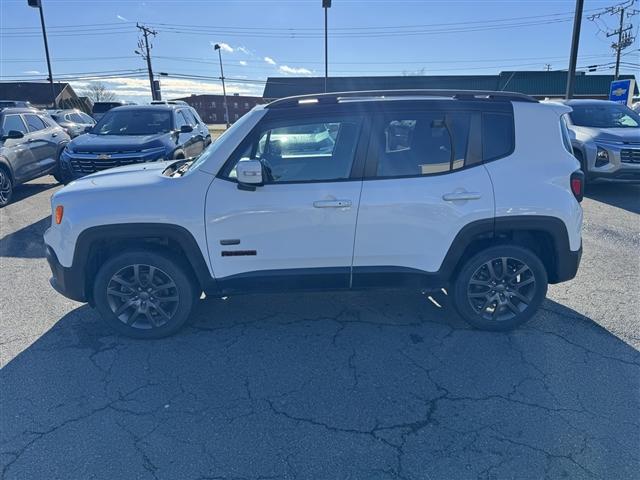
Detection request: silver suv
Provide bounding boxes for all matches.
[560,99,640,183]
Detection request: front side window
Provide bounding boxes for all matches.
[69,113,85,123]
[569,103,640,128]
[24,114,48,132]
[222,119,361,184]
[375,112,472,177]
[482,112,514,161]
[94,110,173,136]
[1,114,28,135]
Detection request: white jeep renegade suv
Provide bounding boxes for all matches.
[44,90,584,338]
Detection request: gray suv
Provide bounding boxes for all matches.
[0,108,70,207]
[560,100,640,183]
[48,109,95,138]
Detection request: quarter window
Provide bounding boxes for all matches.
[560,114,573,154]
[1,114,28,135]
[482,112,514,161]
[24,114,48,132]
[175,111,189,129]
[223,119,361,184]
[375,112,472,177]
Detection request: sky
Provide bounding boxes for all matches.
[0,0,638,102]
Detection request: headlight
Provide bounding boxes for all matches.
[595,146,609,167]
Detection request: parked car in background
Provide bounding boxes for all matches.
[48,109,96,138]
[92,101,130,121]
[60,104,211,179]
[45,90,584,338]
[559,99,640,183]
[0,100,34,109]
[0,108,70,207]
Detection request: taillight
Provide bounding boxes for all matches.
[570,170,584,202]
[55,205,64,224]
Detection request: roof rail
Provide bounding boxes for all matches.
[267,89,538,108]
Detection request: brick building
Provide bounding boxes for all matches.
[172,94,264,124]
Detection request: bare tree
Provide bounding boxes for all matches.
[83,82,117,102]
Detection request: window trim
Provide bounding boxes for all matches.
[363,110,483,181]
[217,113,368,185]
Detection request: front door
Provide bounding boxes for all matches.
[205,114,367,292]
[1,114,34,182]
[352,106,496,287]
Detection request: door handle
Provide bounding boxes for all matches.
[442,192,482,201]
[51,133,58,137]
[313,199,352,208]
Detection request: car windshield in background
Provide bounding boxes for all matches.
[569,104,640,128]
[94,110,173,136]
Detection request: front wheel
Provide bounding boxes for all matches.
[452,245,548,331]
[0,166,13,208]
[93,250,197,339]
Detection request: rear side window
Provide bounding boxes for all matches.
[23,114,48,132]
[1,114,28,135]
[482,113,514,161]
[374,112,473,177]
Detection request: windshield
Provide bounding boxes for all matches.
[92,102,123,114]
[569,103,640,128]
[93,109,173,136]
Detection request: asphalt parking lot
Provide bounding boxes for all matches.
[1,176,638,480]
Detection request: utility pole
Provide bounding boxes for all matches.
[27,0,56,107]
[588,1,636,80]
[323,0,331,93]
[566,0,584,99]
[136,23,159,101]
[214,44,230,128]
[544,64,552,71]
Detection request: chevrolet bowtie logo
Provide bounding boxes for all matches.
[613,87,627,96]
[97,154,112,160]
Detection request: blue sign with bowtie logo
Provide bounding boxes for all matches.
[609,79,635,106]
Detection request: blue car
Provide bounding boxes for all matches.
[60,104,211,180]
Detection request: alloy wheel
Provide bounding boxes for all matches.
[0,169,12,206]
[106,264,180,330]
[467,256,536,322]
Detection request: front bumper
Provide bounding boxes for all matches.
[46,245,87,302]
[586,143,640,183]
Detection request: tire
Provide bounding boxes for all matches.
[574,150,589,185]
[93,250,197,339]
[452,245,548,331]
[0,166,14,208]
[53,150,72,184]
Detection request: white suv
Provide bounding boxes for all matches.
[44,90,584,338]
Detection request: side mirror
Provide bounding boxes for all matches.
[180,125,193,133]
[235,160,263,188]
[5,130,24,140]
[84,126,93,133]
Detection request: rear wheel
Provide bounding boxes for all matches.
[93,250,197,338]
[452,245,548,331]
[574,150,589,185]
[0,166,13,208]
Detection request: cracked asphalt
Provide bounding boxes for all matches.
[1,177,638,480]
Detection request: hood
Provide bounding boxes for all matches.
[571,126,640,144]
[60,160,176,193]
[69,132,171,153]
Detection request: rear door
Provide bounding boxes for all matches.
[352,102,496,287]
[23,113,58,175]
[205,112,367,291]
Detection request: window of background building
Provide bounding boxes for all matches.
[233,102,238,109]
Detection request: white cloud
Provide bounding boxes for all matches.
[71,77,262,102]
[278,65,312,76]
[264,56,277,65]
[116,14,128,22]
[22,70,41,74]
[236,46,252,55]
[239,60,248,66]
[212,42,233,53]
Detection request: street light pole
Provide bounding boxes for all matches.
[27,0,55,107]
[214,44,230,128]
[565,0,584,99]
[323,0,331,93]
